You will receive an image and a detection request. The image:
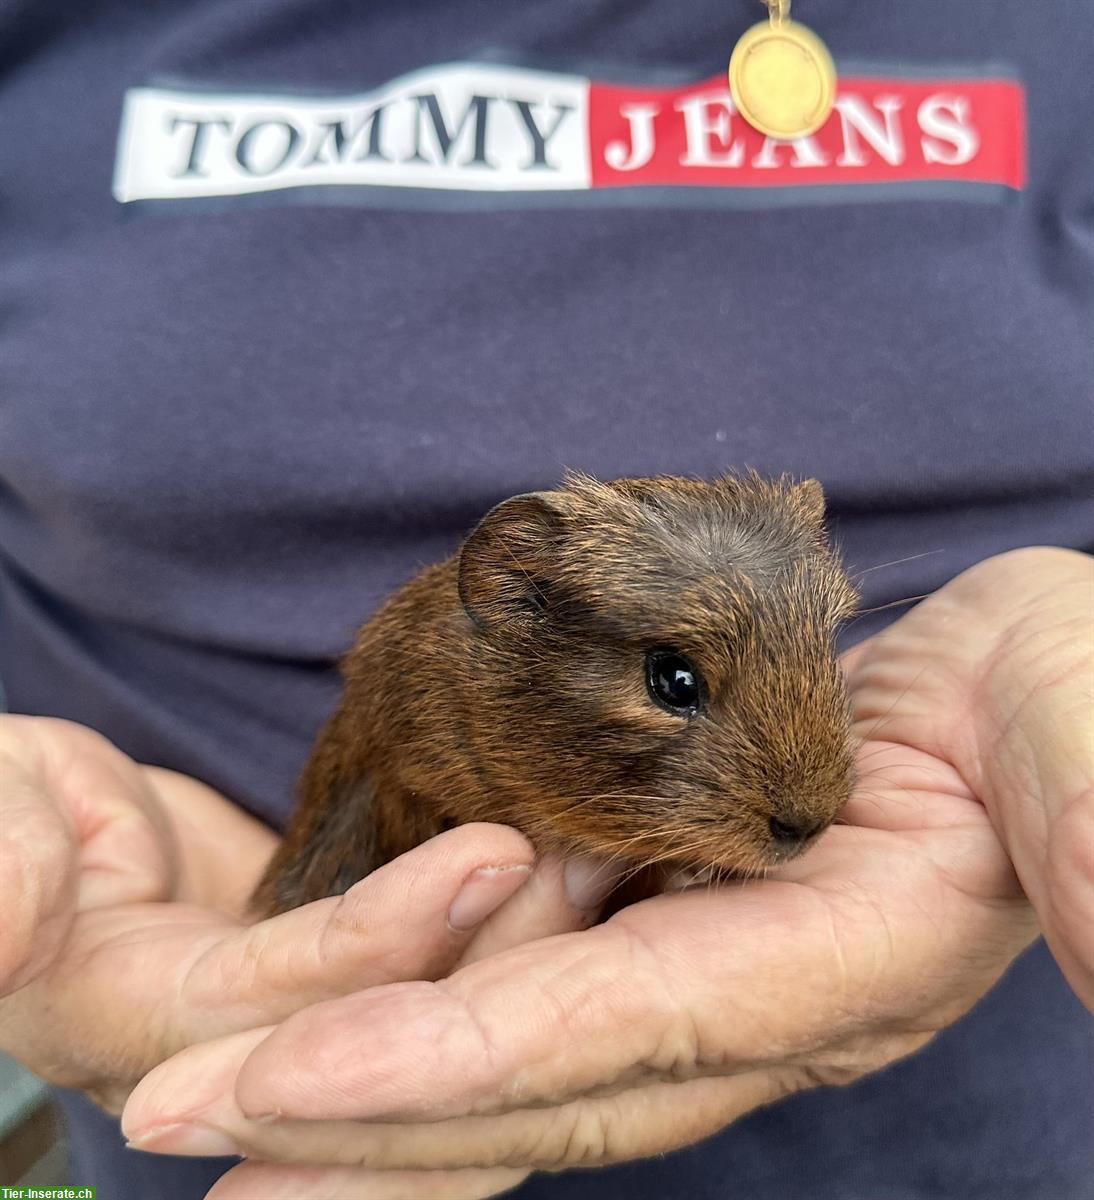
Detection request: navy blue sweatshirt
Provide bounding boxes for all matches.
[1,2,1092,1196]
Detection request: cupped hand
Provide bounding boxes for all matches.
[122,548,1092,1198]
[0,717,606,1119]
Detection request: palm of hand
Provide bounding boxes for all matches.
[22,548,1091,1200]
[119,621,1041,1200]
[0,721,557,1118]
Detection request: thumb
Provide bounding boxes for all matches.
[0,718,171,993]
[171,823,539,1043]
[0,766,78,993]
[0,823,535,1098]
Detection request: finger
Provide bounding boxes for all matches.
[224,886,824,1124]
[0,717,170,992]
[143,766,278,918]
[0,825,534,1086]
[969,557,1094,1008]
[457,853,621,967]
[1039,782,1094,1009]
[0,761,78,992]
[206,1161,529,1200]
[845,548,1094,1006]
[2,717,175,911]
[229,843,1036,1128]
[176,824,535,1033]
[125,1026,790,1171]
[843,741,978,831]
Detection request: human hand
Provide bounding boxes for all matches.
[0,716,605,1121]
[120,548,1091,1198]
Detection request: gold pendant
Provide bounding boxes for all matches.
[728,0,837,140]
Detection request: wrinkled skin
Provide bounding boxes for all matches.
[0,725,606,1119]
[0,548,1090,1200]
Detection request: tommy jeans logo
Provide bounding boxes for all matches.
[113,61,1026,208]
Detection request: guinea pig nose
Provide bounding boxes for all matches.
[768,815,825,844]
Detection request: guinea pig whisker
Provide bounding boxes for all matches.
[575,825,666,848]
[554,792,698,822]
[852,550,944,580]
[553,793,640,817]
[864,766,949,792]
[845,789,891,816]
[591,831,683,859]
[563,791,687,805]
[604,835,710,877]
[854,744,950,782]
[848,592,932,620]
[853,743,904,767]
[643,840,711,867]
[858,784,924,810]
[853,663,931,749]
[637,836,730,874]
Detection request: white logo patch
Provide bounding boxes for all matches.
[113,63,589,202]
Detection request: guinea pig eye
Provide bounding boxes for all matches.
[645,649,702,717]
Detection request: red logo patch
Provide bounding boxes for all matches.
[589,74,1025,191]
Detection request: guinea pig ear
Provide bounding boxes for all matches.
[793,478,827,525]
[458,493,565,630]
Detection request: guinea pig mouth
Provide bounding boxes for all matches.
[696,813,831,878]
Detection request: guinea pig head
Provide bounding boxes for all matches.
[457,472,859,877]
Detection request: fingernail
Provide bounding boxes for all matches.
[563,856,622,912]
[447,864,532,931]
[126,1122,242,1158]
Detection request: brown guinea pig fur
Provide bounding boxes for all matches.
[251,471,859,917]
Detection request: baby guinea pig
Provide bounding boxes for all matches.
[251,471,859,917]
